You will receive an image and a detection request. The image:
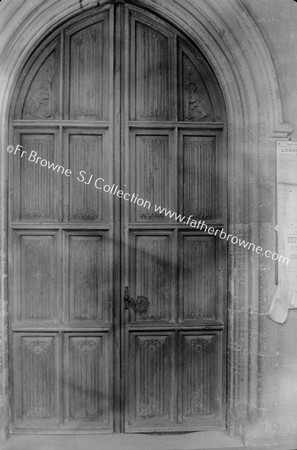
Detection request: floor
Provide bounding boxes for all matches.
[2,431,296,450]
[1,431,244,450]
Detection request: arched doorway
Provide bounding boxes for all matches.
[8,1,227,434]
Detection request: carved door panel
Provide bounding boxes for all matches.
[9,3,226,434]
[123,5,227,432]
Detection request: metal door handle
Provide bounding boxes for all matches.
[124,286,150,313]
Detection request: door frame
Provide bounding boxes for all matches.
[0,0,292,442]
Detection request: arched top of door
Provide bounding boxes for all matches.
[1,0,292,136]
[10,2,226,123]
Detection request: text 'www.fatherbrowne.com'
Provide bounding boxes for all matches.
[7,144,289,265]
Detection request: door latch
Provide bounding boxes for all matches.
[124,286,150,313]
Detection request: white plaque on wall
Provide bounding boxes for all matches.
[277,141,297,290]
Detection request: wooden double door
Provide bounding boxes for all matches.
[9,2,227,433]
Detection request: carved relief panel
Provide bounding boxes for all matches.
[180,53,214,122]
[14,39,60,120]
[178,40,224,122]
[23,52,59,119]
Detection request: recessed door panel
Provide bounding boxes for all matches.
[13,334,60,427]
[65,13,110,120]
[129,231,174,323]
[179,135,217,220]
[129,10,175,121]
[126,332,175,430]
[179,234,218,322]
[178,332,223,426]
[12,231,59,325]
[11,132,58,222]
[64,230,111,325]
[64,333,111,429]
[64,129,112,223]
[129,131,175,222]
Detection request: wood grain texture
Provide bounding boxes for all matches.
[178,332,222,425]
[124,5,226,431]
[129,11,175,121]
[64,334,110,428]
[129,232,174,322]
[16,133,57,222]
[67,133,106,222]
[66,14,110,120]
[10,2,226,433]
[181,136,216,220]
[129,131,174,222]
[65,231,109,324]
[13,333,59,427]
[180,235,216,321]
[127,332,175,429]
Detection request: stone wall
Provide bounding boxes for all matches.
[241,1,297,446]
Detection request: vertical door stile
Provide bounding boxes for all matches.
[122,2,131,433]
[112,2,123,433]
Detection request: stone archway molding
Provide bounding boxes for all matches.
[0,0,293,443]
